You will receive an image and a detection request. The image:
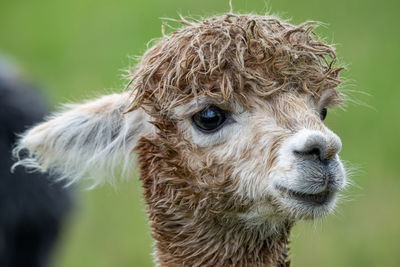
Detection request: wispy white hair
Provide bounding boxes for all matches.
[12,93,152,188]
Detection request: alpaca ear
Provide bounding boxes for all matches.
[13,93,153,187]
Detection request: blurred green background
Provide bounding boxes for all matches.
[1,0,399,266]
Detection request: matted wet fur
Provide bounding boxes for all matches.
[127,13,343,114]
[13,13,347,267]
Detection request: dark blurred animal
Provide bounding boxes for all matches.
[0,58,71,267]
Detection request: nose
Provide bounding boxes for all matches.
[292,130,342,162]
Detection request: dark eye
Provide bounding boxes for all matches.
[320,107,328,121]
[192,106,227,132]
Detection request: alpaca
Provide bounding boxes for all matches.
[13,13,347,266]
[0,57,72,267]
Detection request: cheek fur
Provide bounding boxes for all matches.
[190,114,287,202]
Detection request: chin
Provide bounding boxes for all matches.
[276,188,339,220]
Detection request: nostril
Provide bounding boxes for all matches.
[306,148,321,157]
[294,147,322,161]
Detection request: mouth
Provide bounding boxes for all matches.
[277,186,336,206]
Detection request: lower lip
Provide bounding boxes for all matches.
[288,189,335,205]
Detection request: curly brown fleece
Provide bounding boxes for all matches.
[128,13,344,267]
[127,13,343,114]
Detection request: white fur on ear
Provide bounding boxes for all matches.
[12,93,153,187]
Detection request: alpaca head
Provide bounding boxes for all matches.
[14,14,346,234]
[130,14,347,225]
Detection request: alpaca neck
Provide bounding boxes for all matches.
[150,211,292,266]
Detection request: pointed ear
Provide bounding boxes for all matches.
[13,93,153,187]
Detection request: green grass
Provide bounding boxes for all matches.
[1,0,399,266]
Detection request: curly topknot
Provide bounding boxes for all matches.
[127,13,343,113]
